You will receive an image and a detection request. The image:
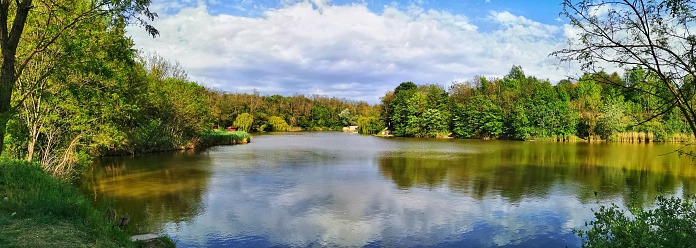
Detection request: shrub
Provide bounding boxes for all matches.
[267,116,289,132]
[233,113,253,132]
[577,195,696,247]
[357,116,383,135]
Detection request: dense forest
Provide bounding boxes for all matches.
[378,66,692,142]
[207,91,379,132]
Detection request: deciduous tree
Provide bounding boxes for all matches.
[553,0,696,137]
[0,0,158,156]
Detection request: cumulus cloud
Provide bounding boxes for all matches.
[128,1,579,103]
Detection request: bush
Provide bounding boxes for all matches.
[357,116,383,135]
[577,195,696,247]
[267,116,289,132]
[233,113,253,132]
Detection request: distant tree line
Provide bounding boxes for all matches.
[207,91,379,133]
[380,66,692,142]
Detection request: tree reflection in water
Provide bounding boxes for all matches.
[79,150,212,234]
[378,141,696,207]
[77,133,696,247]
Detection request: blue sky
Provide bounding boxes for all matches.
[200,0,565,26]
[129,0,583,103]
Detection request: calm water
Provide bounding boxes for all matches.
[79,132,696,247]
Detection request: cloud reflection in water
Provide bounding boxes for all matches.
[85,133,696,247]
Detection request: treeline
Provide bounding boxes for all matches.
[379,66,691,141]
[0,7,379,176]
[207,91,379,132]
[1,0,389,176]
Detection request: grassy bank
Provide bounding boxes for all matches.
[0,159,172,247]
[200,130,251,147]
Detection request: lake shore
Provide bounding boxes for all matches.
[82,132,696,247]
[0,159,174,247]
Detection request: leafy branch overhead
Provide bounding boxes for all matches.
[0,0,158,157]
[553,0,696,137]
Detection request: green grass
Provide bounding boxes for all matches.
[0,159,172,248]
[200,130,251,147]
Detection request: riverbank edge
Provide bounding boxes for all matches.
[0,159,174,247]
[370,132,696,143]
[199,130,251,148]
[101,130,252,157]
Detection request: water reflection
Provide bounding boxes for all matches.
[379,141,696,207]
[80,150,212,233]
[80,133,696,247]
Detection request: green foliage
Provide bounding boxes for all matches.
[577,195,696,247]
[200,131,250,147]
[388,85,417,137]
[596,100,629,140]
[452,96,503,139]
[389,83,450,138]
[267,116,290,132]
[0,159,135,247]
[357,116,383,135]
[375,65,696,141]
[394,81,417,94]
[507,105,531,140]
[338,108,356,126]
[233,113,253,132]
[556,0,696,139]
[208,92,376,132]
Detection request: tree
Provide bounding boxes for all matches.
[14,14,140,166]
[394,81,417,94]
[338,108,354,126]
[357,116,382,135]
[267,116,289,132]
[553,0,696,138]
[389,82,419,136]
[452,95,503,139]
[0,0,158,156]
[233,113,253,132]
[571,75,603,139]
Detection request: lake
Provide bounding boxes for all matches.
[79,132,696,247]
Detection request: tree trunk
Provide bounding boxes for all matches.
[0,0,33,156]
[0,47,16,157]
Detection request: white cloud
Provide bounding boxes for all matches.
[128,1,578,103]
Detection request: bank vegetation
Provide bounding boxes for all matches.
[0,159,174,247]
[379,66,695,143]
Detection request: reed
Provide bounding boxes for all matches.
[616,132,655,143]
[200,130,251,147]
[665,133,696,143]
[614,132,696,143]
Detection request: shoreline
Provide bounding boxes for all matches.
[0,159,175,247]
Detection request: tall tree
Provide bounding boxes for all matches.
[0,0,158,156]
[553,0,696,137]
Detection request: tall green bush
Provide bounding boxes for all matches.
[233,113,253,132]
[267,116,289,132]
